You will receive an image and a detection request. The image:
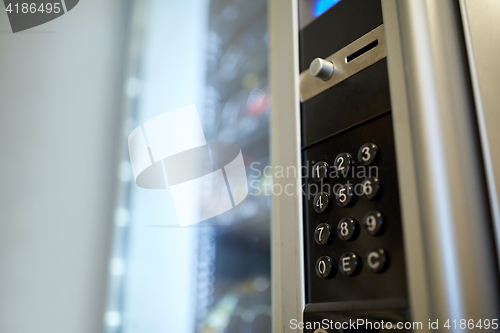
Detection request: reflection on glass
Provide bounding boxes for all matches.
[106,0,271,332]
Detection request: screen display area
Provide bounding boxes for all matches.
[314,0,341,17]
[299,0,342,28]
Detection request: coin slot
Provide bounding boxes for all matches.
[346,39,379,63]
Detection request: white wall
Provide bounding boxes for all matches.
[0,1,129,332]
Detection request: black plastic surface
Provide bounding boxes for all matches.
[303,114,408,303]
[300,0,383,72]
[301,59,391,147]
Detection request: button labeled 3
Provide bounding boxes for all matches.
[337,217,359,241]
[358,143,379,166]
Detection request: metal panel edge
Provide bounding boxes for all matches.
[269,1,305,332]
[381,1,432,329]
[459,0,500,273]
[385,0,500,327]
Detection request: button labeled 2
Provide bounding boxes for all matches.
[333,152,354,176]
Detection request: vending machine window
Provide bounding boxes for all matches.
[105,1,272,332]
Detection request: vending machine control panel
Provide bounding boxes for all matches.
[300,0,409,329]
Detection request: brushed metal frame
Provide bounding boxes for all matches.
[459,0,500,273]
[299,25,387,102]
[382,0,500,329]
[270,1,305,333]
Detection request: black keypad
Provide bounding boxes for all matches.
[366,248,388,273]
[314,223,333,245]
[316,256,335,279]
[339,252,360,276]
[360,177,381,200]
[335,184,355,207]
[337,217,359,241]
[312,161,329,182]
[333,152,354,176]
[313,192,331,213]
[358,143,379,166]
[362,211,384,236]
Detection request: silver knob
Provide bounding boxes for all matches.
[309,58,334,80]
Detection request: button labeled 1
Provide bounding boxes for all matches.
[312,161,329,182]
[339,252,360,276]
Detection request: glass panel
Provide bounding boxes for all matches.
[106,0,271,332]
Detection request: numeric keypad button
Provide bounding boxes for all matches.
[339,252,360,276]
[316,256,335,279]
[363,211,384,236]
[333,152,354,176]
[335,184,355,207]
[314,223,333,245]
[358,143,379,166]
[312,161,329,182]
[367,248,388,273]
[313,192,331,213]
[360,177,381,200]
[337,217,359,241]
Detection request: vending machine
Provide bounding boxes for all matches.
[270,0,500,331]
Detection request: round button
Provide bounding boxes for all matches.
[358,143,379,166]
[339,252,360,276]
[312,161,329,182]
[360,177,381,200]
[363,211,384,236]
[313,192,331,213]
[337,217,359,241]
[309,58,334,81]
[316,256,335,279]
[333,152,354,176]
[335,184,355,207]
[314,223,333,245]
[367,248,388,273]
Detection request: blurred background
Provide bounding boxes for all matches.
[0,0,271,332]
